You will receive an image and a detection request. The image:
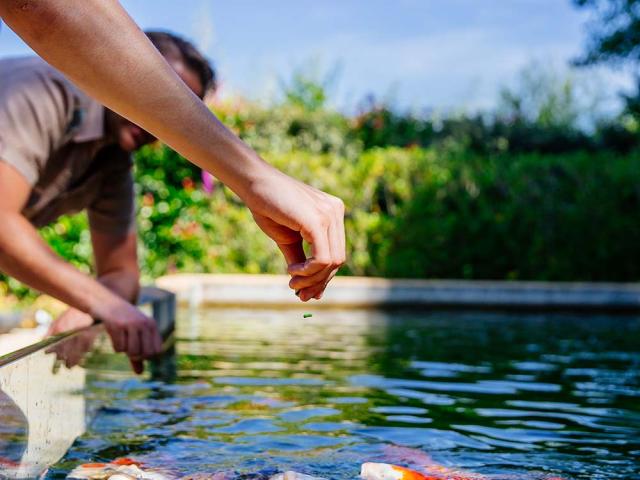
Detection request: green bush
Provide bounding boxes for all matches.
[132,144,640,282]
[380,150,640,281]
[3,85,640,301]
[134,145,435,279]
[134,147,282,280]
[216,101,361,159]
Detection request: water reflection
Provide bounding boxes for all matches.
[0,389,26,470]
[51,309,640,479]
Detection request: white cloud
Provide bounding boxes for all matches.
[188,2,636,114]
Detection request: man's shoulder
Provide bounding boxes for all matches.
[0,55,84,115]
[0,56,97,107]
[0,56,69,88]
[0,56,106,144]
[0,55,51,71]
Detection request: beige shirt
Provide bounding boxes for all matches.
[0,56,135,234]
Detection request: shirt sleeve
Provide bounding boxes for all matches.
[88,147,137,235]
[0,64,71,185]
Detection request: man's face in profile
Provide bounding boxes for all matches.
[107,57,205,152]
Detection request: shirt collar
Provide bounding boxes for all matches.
[72,95,106,143]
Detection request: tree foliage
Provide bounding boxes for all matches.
[574,0,640,67]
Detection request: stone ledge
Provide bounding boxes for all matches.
[155,274,640,310]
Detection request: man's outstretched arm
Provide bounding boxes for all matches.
[0,0,345,301]
[0,162,161,361]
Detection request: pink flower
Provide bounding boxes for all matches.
[201,170,215,194]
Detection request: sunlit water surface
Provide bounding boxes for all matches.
[50,309,640,479]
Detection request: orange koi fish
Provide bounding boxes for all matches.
[378,445,567,480]
[68,458,171,480]
[361,463,439,480]
[0,456,20,468]
[378,445,485,479]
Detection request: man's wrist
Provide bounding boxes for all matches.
[97,270,140,304]
[86,283,126,321]
[235,161,283,210]
[219,146,275,205]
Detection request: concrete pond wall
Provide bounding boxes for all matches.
[156,273,640,311]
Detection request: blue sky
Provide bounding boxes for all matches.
[0,1,632,113]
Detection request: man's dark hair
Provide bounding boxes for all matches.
[145,30,217,96]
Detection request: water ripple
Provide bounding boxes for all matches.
[51,309,640,479]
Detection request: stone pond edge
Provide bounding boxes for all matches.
[155,274,640,311]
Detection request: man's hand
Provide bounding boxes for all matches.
[47,301,161,375]
[93,296,163,374]
[46,308,97,369]
[48,308,94,335]
[247,171,346,301]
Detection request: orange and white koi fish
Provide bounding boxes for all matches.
[67,458,172,480]
[361,463,440,480]
[378,446,567,480]
[0,456,20,468]
[380,445,486,479]
[67,454,567,480]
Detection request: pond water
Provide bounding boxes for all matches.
[49,309,640,479]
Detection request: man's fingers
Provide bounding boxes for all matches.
[143,317,163,356]
[72,335,94,367]
[288,224,333,277]
[327,219,345,271]
[290,265,333,291]
[320,268,339,298]
[109,327,126,353]
[289,203,344,301]
[128,320,159,375]
[135,319,160,358]
[67,338,86,367]
[298,284,325,302]
[333,199,346,266]
[299,268,338,301]
[53,343,70,365]
[289,196,345,281]
[129,358,144,375]
[141,325,156,358]
[66,346,82,369]
[278,240,306,267]
[127,326,142,358]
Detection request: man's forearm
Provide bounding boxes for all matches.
[0,212,122,319]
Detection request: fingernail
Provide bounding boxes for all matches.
[288,263,303,273]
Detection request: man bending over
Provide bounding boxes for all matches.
[0,1,346,372]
